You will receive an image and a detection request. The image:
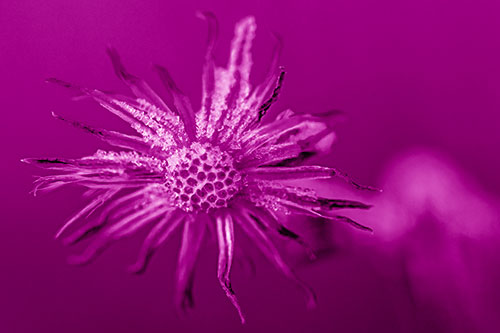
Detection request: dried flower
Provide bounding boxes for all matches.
[24,14,374,323]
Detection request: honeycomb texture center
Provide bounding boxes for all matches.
[167,143,241,212]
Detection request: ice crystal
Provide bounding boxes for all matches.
[24,14,375,323]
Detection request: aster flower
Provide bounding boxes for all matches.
[24,14,374,323]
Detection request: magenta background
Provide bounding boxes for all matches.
[2,1,500,332]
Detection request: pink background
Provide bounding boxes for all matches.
[2,0,500,332]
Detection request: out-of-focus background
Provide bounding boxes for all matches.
[1,1,499,332]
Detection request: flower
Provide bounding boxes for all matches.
[23,14,374,323]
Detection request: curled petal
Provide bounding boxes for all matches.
[216,212,245,323]
[106,46,171,113]
[153,65,196,141]
[196,11,218,59]
[256,32,282,99]
[256,70,285,121]
[232,34,283,138]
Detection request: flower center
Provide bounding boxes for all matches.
[166,143,242,213]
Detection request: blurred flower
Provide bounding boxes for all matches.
[309,150,500,332]
[23,14,374,323]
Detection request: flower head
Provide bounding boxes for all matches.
[24,14,374,323]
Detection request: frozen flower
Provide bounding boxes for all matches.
[23,14,374,323]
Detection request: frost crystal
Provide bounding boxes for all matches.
[24,14,375,323]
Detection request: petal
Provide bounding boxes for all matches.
[106,46,172,113]
[67,202,172,265]
[245,184,373,232]
[51,112,167,157]
[238,109,345,162]
[231,206,317,309]
[254,70,285,122]
[249,182,371,210]
[195,11,218,139]
[128,209,185,274]
[246,165,334,180]
[236,142,302,168]
[201,16,256,140]
[54,189,119,239]
[246,165,379,191]
[46,78,181,150]
[290,204,373,232]
[62,186,156,244]
[240,114,327,154]
[215,212,246,323]
[27,155,164,193]
[23,151,164,173]
[238,202,316,260]
[231,36,283,140]
[175,214,207,311]
[221,69,285,145]
[153,65,196,141]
